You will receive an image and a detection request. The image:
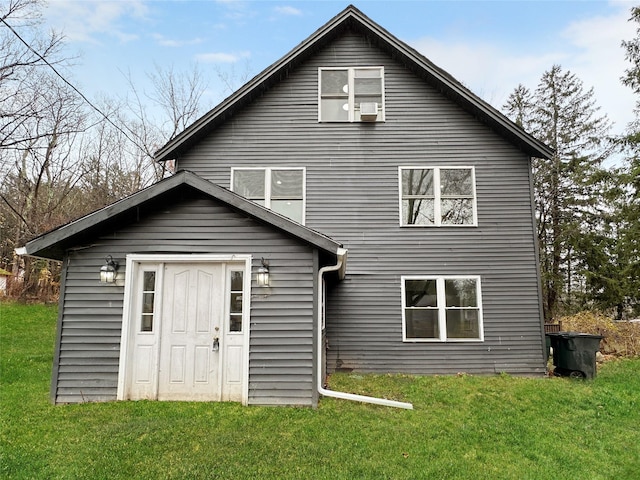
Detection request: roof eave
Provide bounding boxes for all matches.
[21,171,342,261]
[180,173,342,254]
[154,7,358,163]
[349,10,553,159]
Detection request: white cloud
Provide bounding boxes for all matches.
[410,38,565,107]
[559,5,637,131]
[195,51,251,63]
[152,34,203,48]
[410,3,637,135]
[45,0,149,44]
[214,0,257,22]
[274,6,303,17]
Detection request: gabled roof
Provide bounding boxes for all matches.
[20,171,342,261]
[155,4,553,162]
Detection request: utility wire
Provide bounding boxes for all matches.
[1,17,146,152]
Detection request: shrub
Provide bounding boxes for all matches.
[560,311,640,358]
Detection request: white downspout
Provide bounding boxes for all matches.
[317,248,413,410]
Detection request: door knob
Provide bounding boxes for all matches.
[212,337,219,352]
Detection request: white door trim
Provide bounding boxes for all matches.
[117,254,252,405]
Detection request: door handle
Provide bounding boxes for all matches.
[212,337,219,352]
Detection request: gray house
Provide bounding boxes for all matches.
[21,5,552,407]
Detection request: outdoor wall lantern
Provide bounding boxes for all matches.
[100,255,119,284]
[256,257,270,287]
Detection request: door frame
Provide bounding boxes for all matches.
[116,254,252,405]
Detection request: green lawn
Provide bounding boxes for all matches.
[1,301,639,479]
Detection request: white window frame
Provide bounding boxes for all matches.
[231,167,306,225]
[227,268,244,334]
[401,275,484,342]
[398,166,478,227]
[139,269,159,333]
[318,66,385,122]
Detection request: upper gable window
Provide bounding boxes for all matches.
[319,67,385,122]
[231,168,305,224]
[399,167,477,227]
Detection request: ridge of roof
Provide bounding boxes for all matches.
[154,5,552,162]
[154,5,359,162]
[21,171,342,261]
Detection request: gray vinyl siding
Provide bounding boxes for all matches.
[53,191,319,405]
[177,30,545,376]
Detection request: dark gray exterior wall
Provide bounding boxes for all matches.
[53,189,319,405]
[176,31,546,375]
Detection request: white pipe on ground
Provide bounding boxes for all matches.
[317,249,413,410]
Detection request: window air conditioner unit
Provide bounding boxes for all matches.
[359,102,378,121]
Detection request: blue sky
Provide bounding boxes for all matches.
[43,0,637,136]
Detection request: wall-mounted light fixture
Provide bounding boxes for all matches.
[100,255,119,284]
[256,257,270,286]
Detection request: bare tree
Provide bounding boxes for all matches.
[1,73,88,256]
[0,1,212,299]
[119,64,209,183]
[0,0,68,151]
[214,58,253,96]
[76,97,145,207]
[0,0,89,298]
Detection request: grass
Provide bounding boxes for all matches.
[1,301,639,479]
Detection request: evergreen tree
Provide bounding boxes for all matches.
[504,66,611,320]
[565,6,640,320]
[621,7,640,109]
[576,165,639,319]
[595,6,640,318]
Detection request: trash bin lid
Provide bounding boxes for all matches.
[546,331,603,340]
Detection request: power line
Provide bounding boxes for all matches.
[0,17,145,151]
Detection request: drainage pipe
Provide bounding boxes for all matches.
[316,249,413,410]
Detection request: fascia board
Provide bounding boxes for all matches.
[154,9,355,163]
[22,174,185,258]
[182,173,342,254]
[22,171,342,260]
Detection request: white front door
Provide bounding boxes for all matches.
[158,263,222,400]
[119,256,249,403]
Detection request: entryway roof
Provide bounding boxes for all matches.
[20,170,343,261]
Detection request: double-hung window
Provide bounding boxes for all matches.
[319,67,385,122]
[399,167,477,226]
[402,276,483,342]
[232,168,305,224]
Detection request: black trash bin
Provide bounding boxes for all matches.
[546,332,603,379]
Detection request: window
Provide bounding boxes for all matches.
[140,271,156,332]
[402,276,483,341]
[232,168,305,224]
[228,270,244,333]
[399,167,476,226]
[319,67,384,122]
